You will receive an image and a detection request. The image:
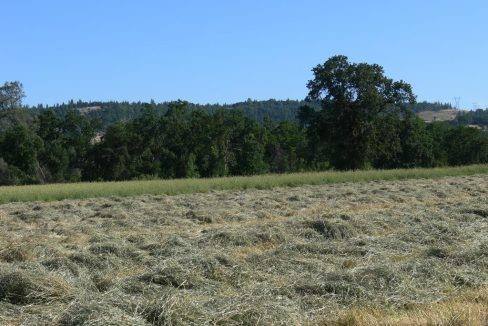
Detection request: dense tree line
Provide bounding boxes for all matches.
[29,99,456,131]
[412,101,454,113]
[30,99,320,129]
[0,102,308,184]
[454,109,488,127]
[0,56,487,185]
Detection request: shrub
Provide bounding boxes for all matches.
[0,158,19,186]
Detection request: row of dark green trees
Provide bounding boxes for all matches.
[1,56,487,185]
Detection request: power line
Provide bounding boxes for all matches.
[453,97,461,110]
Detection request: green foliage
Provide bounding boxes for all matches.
[444,126,488,165]
[0,81,25,110]
[0,158,20,186]
[0,109,95,185]
[1,56,487,186]
[397,113,434,168]
[455,108,488,127]
[265,120,307,173]
[0,108,35,133]
[426,122,451,166]
[32,98,321,129]
[36,109,95,183]
[0,124,43,183]
[306,55,416,170]
[412,101,454,113]
[85,103,269,180]
[30,98,461,129]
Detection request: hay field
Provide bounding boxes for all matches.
[0,175,487,325]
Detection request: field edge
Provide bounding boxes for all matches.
[0,164,487,204]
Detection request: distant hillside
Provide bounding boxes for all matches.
[30,99,461,129]
[416,109,459,123]
[32,99,319,129]
[77,106,102,114]
[410,102,488,128]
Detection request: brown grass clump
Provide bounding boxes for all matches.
[331,287,488,326]
[0,268,72,305]
[308,219,356,239]
[0,174,487,324]
[0,242,32,263]
[56,300,148,326]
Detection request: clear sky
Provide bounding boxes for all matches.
[2,0,487,108]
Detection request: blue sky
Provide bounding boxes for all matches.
[2,0,487,108]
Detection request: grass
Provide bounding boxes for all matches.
[1,164,488,203]
[0,174,487,324]
[333,288,488,325]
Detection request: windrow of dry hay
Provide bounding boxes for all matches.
[0,175,487,325]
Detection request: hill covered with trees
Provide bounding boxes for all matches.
[30,99,319,129]
[29,99,464,130]
[8,98,487,139]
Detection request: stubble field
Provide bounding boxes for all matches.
[0,175,487,325]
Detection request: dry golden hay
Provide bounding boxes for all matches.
[0,174,486,324]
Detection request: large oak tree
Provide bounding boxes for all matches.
[307,55,416,169]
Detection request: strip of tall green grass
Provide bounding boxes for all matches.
[1,164,487,204]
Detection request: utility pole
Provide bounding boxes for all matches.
[453,97,461,110]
